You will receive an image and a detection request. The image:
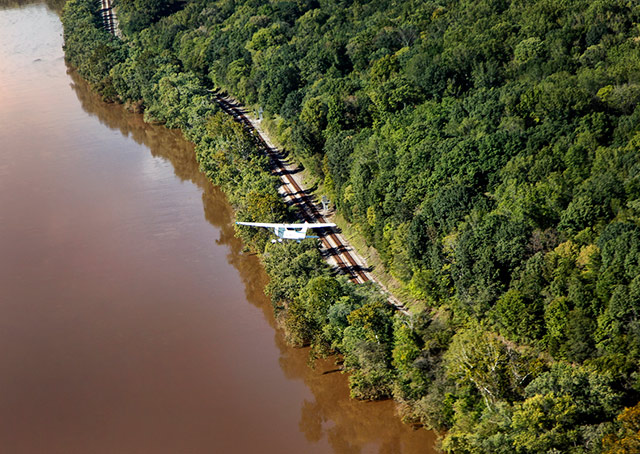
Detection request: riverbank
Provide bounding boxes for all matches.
[61,0,432,419]
[0,3,438,451]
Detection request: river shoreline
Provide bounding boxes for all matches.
[0,3,438,451]
[59,0,448,449]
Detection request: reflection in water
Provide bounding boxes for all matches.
[0,0,65,12]
[68,68,437,454]
[68,68,269,317]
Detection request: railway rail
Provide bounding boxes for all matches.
[214,94,409,314]
[98,0,121,38]
[215,95,369,283]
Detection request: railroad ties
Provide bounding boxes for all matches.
[214,94,409,315]
[97,0,121,38]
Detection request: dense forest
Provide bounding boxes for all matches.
[61,0,640,451]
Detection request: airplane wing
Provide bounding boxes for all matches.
[236,221,336,229]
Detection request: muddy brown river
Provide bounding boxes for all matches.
[0,2,437,453]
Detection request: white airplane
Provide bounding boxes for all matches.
[235,221,336,242]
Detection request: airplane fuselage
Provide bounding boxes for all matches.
[275,226,308,240]
[236,221,335,241]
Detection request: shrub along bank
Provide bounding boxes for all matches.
[62,0,640,451]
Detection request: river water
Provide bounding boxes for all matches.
[0,3,437,453]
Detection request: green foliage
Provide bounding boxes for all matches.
[62,0,127,99]
[283,275,342,347]
[493,288,544,343]
[603,402,640,454]
[392,317,429,402]
[512,392,580,453]
[511,363,622,453]
[262,241,328,307]
[443,323,537,407]
[116,0,182,35]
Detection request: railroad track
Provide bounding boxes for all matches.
[214,94,410,314]
[215,95,370,284]
[98,0,121,38]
